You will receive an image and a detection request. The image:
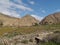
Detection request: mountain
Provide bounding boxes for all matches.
[0,13,39,27]
[40,12,60,24]
[19,15,39,26]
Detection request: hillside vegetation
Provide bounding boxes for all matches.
[0,24,60,36]
[0,13,60,45]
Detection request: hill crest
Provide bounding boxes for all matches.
[40,12,60,24]
[0,13,39,27]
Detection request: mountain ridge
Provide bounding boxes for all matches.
[0,13,39,27]
[40,12,60,24]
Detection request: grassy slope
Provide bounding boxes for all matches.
[0,24,60,36]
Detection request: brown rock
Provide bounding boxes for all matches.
[0,13,39,27]
[40,12,60,24]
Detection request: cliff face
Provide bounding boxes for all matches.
[0,13,39,27]
[40,12,60,24]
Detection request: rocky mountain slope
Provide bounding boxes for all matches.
[0,13,39,27]
[40,12,60,24]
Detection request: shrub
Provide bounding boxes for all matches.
[33,23,39,26]
[21,40,28,44]
[29,39,33,42]
[0,22,3,27]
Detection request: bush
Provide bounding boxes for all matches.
[29,39,33,42]
[33,23,39,26]
[54,31,60,33]
[0,22,3,27]
[21,40,28,44]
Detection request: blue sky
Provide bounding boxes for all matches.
[0,0,60,21]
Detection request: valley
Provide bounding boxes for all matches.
[0,12,60,45]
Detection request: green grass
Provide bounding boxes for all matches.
[0,24,60,36]
[39,41,60,45]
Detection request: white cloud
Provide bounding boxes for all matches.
[28,0,35,5]
[12,0,22,4]
[41,10,46,13]
[55,9,60,12]
[40,8,46,13]
[29,1,35,5]
[0,0,33,18]
[31,14,43,21]
[1,10,21,18]
[11,2,33,11]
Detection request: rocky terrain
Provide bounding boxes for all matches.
[0,31,60,45]
[0,13,39,27]
[0,12,60,26]
[0,12,60,45]
[40,12,60,24]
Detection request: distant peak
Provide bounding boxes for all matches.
[22,14,33,18]
[24,14,32,17]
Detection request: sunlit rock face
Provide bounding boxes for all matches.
[0,13,39,27]
[40,12,60,25]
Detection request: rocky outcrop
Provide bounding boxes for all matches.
[46,31,60,43]
[35,31,60,44]
[40,12,60,24]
